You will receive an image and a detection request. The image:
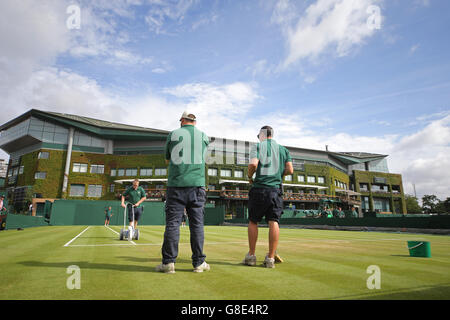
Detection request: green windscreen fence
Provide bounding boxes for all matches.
[5,214,48,230]
[49,200,225,226]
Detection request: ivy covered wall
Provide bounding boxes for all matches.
[12,148,404,213]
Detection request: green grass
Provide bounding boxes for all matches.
[1,225,449,300]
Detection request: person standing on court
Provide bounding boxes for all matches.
[121,179,146,235]
[243,126,293,268]
[104,206,113,226]
[156,111,210,274]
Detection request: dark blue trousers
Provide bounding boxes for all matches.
[162,187,207,267]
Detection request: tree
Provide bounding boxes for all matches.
[422,194,440,214]
[405,194,422,214]
[443,197,450,214]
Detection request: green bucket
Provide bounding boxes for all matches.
[407,241,431,258]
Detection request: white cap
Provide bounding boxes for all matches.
[180,111,196,121]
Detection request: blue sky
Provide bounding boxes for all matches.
[55,0,450,136]
[0,0,449,199]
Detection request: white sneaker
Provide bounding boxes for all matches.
[193,261,210,273]
[263,255,275,268]
[155,262,175,274]
[242,253,257,266]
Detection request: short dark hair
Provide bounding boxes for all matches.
[258,125,273,138]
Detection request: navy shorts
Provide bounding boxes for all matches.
[248,187,283,223]
[127,205,143,222]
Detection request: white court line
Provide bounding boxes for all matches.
[63,226,91,247]
[105,225,136,245]
[65,239,301,248]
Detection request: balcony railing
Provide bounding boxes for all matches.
[117,188,360,204]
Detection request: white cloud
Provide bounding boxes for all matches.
[1,64,448,200]
[151,68,167,74]
[0,0,447,203]
[105,50,153,66]
[271,0,383,69]
[191,13,218,31]
[409,43,420,54]
[145,0,199,34]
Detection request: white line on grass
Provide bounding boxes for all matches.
[63,226,91,247]
[64,239,300,248]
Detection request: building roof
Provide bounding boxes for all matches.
[0,109,388,162]
[0,109,169,141]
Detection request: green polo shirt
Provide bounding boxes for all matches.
[123,186,146,207]
[165,124,209,187]
[250,139,292,189]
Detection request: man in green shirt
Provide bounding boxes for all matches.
[156,111,210,274]
[121,179,146,233]
[243,126,293,268]
[104,206,113,226]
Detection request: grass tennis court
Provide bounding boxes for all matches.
[1,225,449,300]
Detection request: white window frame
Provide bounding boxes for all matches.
[73,163,88,173]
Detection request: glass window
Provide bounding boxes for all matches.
[43,121,56,132]
[110,169,116,177]
[293,159,305,171]
[208,168,218,176]
[109,184,115,193]
[220,169,232,177]
[297,175,305,182]
[234,170,243,178]
[29,130,43,140]
[42,132,54,142]
[369,159,389,173]
[307,176,316,183]
[236,154,249,165]
[117,168,125,176]
[140,168,153,176]
[359,183,369,191]
[318,176,325,184]
[29,117,44,130]
[91,137,104,148]
[34,172,46,179]
[285,175,293,182]
[53,133,68,144]
[155,168,167,176]
[87,185,103,198]
[70,184,85,197]
[73,163,88,173]
[38,151,49,159]
[90,164,104,174]
[125,168,137,176]
[19,166,24,175]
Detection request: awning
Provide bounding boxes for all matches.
[219,179,249,185]
[284,183,328,190]
[335,188,361,196]
[114,178,168,184]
